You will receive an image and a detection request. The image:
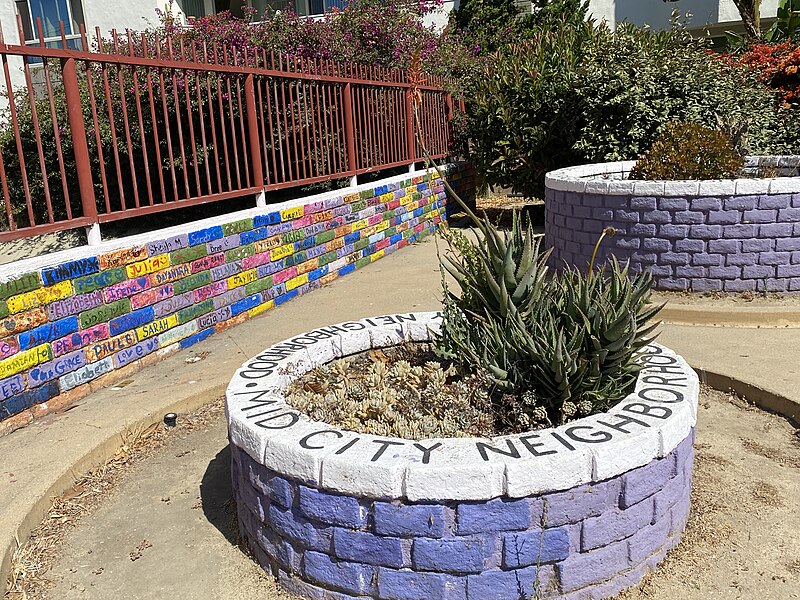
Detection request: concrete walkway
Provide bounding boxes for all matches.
[2,233,799,596]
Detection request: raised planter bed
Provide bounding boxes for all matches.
[226,312,698,600]
[545,156,800,293]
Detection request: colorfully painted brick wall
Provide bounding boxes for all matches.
[545,160,800,292]
[0,164,474,429]
[232,432,694,600]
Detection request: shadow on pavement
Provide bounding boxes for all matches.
[200,443,239,545]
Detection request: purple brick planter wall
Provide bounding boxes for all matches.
[544,159,800,292]
[226,313,699,600]
[231,433,694,600]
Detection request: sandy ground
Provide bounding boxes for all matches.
[652,290,800,308]
[5,387,800,600]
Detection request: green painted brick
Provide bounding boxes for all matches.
[177,299,214,324]
[315,230,335,244]
[226,243,255,262]
[355,256,371,269]
[0,271,42,300]
[72,267,126,295]
[318,251,338,266]
[350,200,367,212]
[285,251,307,267]
[359,189,374,199]
[170,245,207,265]
[79,298,131,329]
[412,192,423,201]
[0,300,8,320]
[222,218,254,236]
[402,228,414,238]
[245,276,273,296]
[281,229,305,244]
[173,271,212,294]
[384,226,397,238]
[354,239,369,251]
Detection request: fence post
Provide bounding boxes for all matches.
[405,87,416,171]
[244,73,265,194]
[342,81,358,187]
[61,57,99,244]
[446,92,454,155]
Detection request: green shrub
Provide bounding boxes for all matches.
[629,122,745,181]
[468,20,799,199]
[435,215,662,428]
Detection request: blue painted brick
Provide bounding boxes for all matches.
[707,210,741,225]
[675,265,706,278]
[758,194,791,209]
[413,536,495,574]
[41,256,100,286]
[338,264,356,277]
[643,238,671,252]
[691,253,722,267]
[239,227,269,245]
[673,211,704,224]
[268,476,295,509]
[630,197,657,210]
[759,251,791,266]
[658,224,689,239]
[466,565,554,600]
[230,293,262,317]
[743,209,777,224]
[690,278,723,292]
[725,253,758,267]
[268,504,331,552]
[333,528,405,568]
[759,223,793,238]
[457,498,532,534]
[709,266,741,279]
[581,497,654,550]
[709,239,739,254]
[179,328,215,349]
[255,525,299,572]
[640,210,671,224]
[657,197,688,211]
[742,239,773,252]
[274,289,299,305]
[304,551,375,596]
[390,233,403,245]
[299,486,366,528]
[377,567,461,600]
[621,454,677,508]
[659,252,689,266]
[690,197,722,211]
[109,307,155,336]
[188,225,224,246]
[308,266,329,282]
[17,316,79,350]
[503,528,569,567]
[724,196,758,211]
[657,277,688,290]
[253,212,281,228]
[689,225,723,239]
[1,380,60,417]
[743,265,776,278]
[0,375,24,401]
[374,503,447,538]
[725,278,757,292]
[674,239,704,253]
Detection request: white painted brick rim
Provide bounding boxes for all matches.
[545,157,800,197]
[225,312,699,502]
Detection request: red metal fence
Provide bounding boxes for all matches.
[0,19,458,242]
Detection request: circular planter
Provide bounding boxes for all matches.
[545,156,800,293]
[226,312,698,600]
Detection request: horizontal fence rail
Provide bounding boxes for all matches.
[0,18,460,242]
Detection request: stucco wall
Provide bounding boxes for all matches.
[588,0,779,30]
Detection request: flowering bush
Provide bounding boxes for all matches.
[724,42,800,108]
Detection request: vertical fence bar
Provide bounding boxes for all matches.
[61,57,98,227]
[244,73,265,190]
[405,86,416,167]
[342,82,356,176]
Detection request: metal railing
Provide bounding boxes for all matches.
[0,18,458,242]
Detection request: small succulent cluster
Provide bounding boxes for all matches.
[285,344,497,440]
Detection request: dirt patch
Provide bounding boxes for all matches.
[619,386,800,600]
[652,289,800,306]
[6,386,800,600]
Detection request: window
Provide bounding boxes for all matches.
[15,0,84,44]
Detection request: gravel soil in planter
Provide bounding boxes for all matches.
[226,312,699,600]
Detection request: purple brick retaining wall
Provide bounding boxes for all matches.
[226,313,699,600]
[231,432,694,600]
[544,158,800,292]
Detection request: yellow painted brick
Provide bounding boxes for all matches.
[319,272,339,286]
[343,193,359,203]
[136,314,179,340]
[407,201,419,212]
[254,236,282,253]
[84,330,139,362]
[280,206,304,221]
[6,280,72,314]
[248,300,275,318]
[400,194,412,206]
[371,250,385,262]
[126,255,171,279]
[376,220,390,233]
[361,225,377,237]
[286,273,309,291]
[227,269,258,289]
[335,225,353,237]
[380,192,394,203]
[270,244,295,261]
[0,344,51,378]
[351,219,368,231]
[326,238,345,251]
